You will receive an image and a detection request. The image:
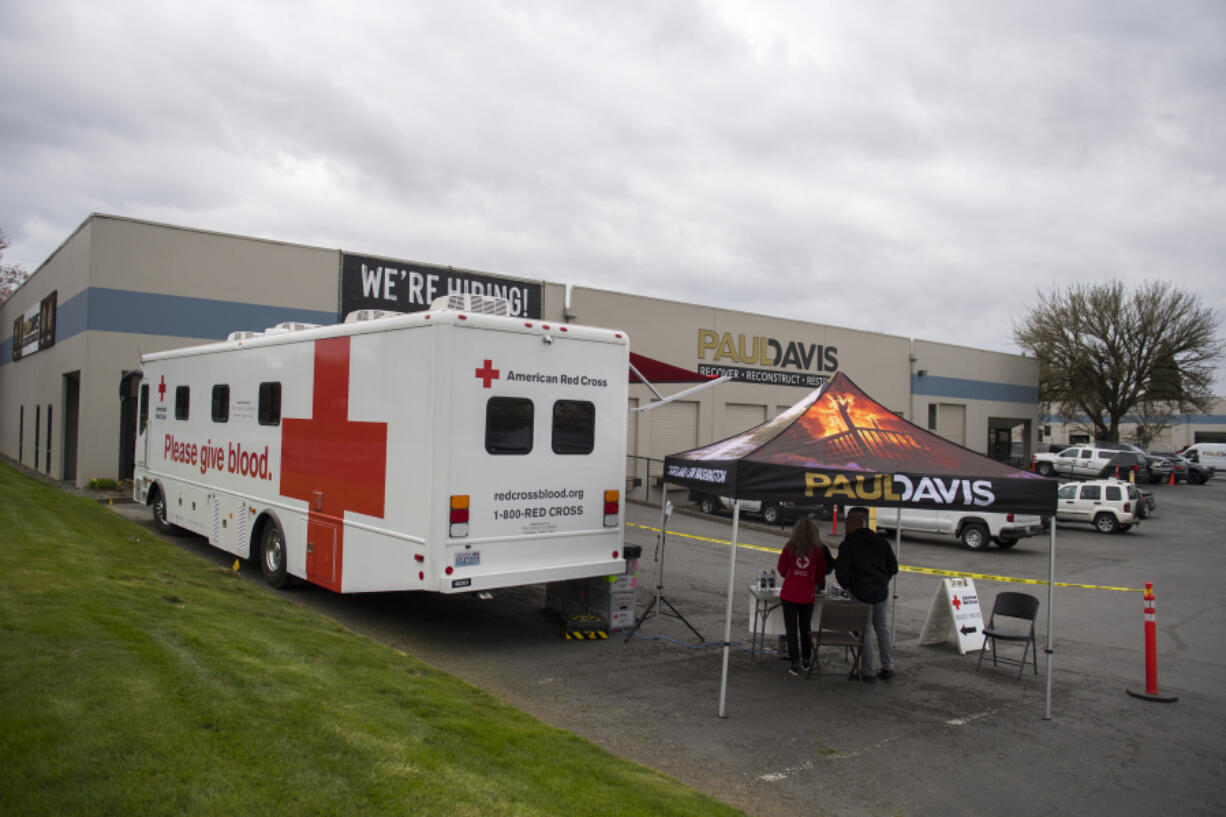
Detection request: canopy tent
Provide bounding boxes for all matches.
[660,372,1060,717]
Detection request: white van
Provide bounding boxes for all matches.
[1181,443,1226,474]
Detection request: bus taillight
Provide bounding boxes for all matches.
[604,489,619,527]
[450,495,470,537]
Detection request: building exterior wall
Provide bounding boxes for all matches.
[1042,400,1226,451]
[1,213,1076,488]
[574,287,1043,464]
[1,216,340,485]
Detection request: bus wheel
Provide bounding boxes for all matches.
[259,520,290,589]
[151,487,180,535]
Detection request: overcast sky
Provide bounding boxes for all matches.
[2,1,1223,378]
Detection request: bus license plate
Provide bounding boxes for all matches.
[455,551,481,567]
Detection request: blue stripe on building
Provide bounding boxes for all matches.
[1046,413,1226,425]
[2,288,339,366]
[911,373,1039,404]
[86,288,338,338]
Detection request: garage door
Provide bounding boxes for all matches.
[721,403,767,439]
[937,403,966,447]
[649,401,699,459]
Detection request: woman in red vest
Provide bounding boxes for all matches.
[777,518,828,676]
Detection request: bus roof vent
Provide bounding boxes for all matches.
[344,309,402,324]
[429,294,510,316]
[226,330,263,341]
[264,321,322,335]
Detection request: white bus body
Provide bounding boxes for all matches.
[132,302,630,594]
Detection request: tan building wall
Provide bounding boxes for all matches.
[572,287,1043,468]
[3,214,1058,488]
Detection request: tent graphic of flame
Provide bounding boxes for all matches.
[768,378,956,470]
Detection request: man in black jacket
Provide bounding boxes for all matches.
[836,510,899,681]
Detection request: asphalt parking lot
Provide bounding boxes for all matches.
[109,477,1226,817]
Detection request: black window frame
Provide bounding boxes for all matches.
[139,383,149,433]
[174,386,190,420]
[485,396,534,455]
[211,384,230,423]
[258,382,282,426]
[552,399,596,455]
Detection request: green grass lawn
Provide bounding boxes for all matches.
[0,464,743,817]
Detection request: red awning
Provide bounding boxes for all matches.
[629,352,716,384]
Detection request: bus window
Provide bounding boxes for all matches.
[552,400,594,454]
[486,397,533,454]
[211,385,230,422]
[258,382,281,426]
[139,384,149,432]
[175,386,190,420]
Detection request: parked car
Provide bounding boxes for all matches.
[1138,488,1155,519]
[1054,479,1141,533]
[1143,455,1174,484]
[870,506,1046,551]
[688,492,834,525]
[1096,452,1148,482]
[1151,453,1215,485]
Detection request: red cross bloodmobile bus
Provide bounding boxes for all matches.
[131,295,630,594]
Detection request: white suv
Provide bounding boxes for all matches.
[1055,479,1141,533]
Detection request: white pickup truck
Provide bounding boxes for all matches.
[1030,446,1121,478]
[869,507,1047,551]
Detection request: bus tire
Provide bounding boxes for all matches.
[150,485,182,535]
[259,519,290,589]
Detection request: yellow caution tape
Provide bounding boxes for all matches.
[627,522,1142,593]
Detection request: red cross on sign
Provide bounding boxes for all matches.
[158,375,167,402]
[475,359,500,388]
[952,595,962,610]
[281,336,388,592]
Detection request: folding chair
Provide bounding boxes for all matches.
[806,600,871,689]
[977,591,1040,678]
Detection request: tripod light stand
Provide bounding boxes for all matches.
[624,489,704,643]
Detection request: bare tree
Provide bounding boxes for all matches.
[0,230,30,303]
[1014,280,1223,443]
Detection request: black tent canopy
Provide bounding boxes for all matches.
[664,372,1057,517]
[660,372,1060,717]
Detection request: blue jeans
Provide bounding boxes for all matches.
[858,598,894,674]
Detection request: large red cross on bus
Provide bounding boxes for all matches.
[281,336,388,592]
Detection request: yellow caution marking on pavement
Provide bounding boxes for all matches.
[627,522,1141,593]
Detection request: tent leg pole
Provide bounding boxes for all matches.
[1044,521,1056,720]
[891,509,901,639]
[718,502,741,719]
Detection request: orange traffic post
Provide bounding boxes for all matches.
[1127,582,1178,703]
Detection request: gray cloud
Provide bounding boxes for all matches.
[2,1,1223,385]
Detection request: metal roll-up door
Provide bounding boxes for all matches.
[721,403,767,439]
[937,403,966,447]
[649,401,699,459]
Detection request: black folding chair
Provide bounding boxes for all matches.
[807,600,871,689]
[977,592,1040,678]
